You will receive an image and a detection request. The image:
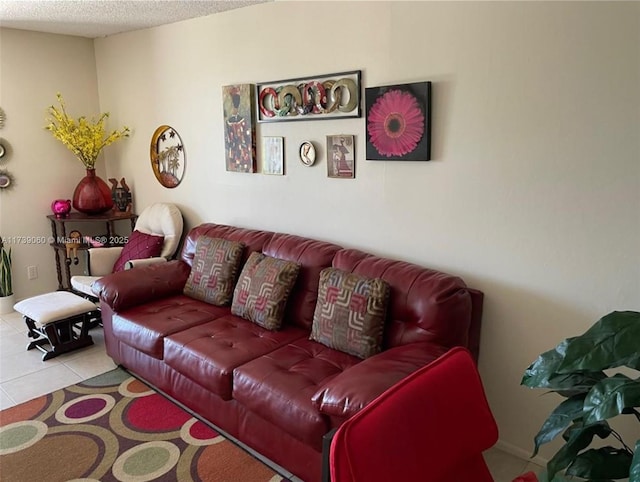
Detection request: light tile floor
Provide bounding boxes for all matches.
[0,310,542,481]
[484,446,543,481]
[0,310,117,409]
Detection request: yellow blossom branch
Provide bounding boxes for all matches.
[45,93,130,169]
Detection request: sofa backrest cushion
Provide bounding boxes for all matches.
[263,233,343,330]
[181,224,273,268]
[332,249,473,350]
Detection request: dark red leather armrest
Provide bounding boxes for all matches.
[312,342,450,418]
[92,260,191,312]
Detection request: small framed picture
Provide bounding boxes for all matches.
[326,135,355,179]
[262,136,284,175]
[299,141,316,166]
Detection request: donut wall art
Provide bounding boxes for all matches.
[256,70,361,123]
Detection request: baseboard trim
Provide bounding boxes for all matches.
[495,439,548,467]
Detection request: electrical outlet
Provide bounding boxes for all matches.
[27,265,38,280]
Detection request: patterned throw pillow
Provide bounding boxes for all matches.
[112,230,164,272]
[310,268,390,359]
[183,236,245,306]
[231,252,300,330]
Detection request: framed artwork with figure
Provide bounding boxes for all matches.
[223,84,257,173]
[327,135,355,179]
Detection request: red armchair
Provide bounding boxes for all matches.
[328,347,498,482]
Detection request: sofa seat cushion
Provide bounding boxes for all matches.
[163,316,307,400]
[232,338,360,450]
[112,295,229,359]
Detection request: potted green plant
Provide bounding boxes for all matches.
[0,239,13,314]
[521,310,640,481]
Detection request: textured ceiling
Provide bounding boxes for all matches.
[0,0,271,38]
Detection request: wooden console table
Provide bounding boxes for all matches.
[47,212,137,290]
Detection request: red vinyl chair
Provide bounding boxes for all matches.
[513,473,538,482]
[329,347,498,482]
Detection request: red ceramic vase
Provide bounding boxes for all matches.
[72,168,114,214]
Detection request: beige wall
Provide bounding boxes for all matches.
[3,0,640,465]
[0,28,102,299]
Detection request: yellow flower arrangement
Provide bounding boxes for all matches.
[45,93,130,169]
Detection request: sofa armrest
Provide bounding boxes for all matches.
[92,259,191,311]
[312,342,450,418]
[125,257,168,270]
[87,247,123,276]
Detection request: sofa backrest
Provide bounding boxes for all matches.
[332,249,475,353]
[180,224,343,331]
[180,223,274,267]
[180,224,483,360]
[263,233,343,330]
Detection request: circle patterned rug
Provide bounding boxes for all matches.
[0,368,285,482]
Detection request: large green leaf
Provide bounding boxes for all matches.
[557,312,640,373]
[522,338,573,387]
[547,421,612,480]
[522,338,605,392]
[584,374,640,424]
[566,447,632,479]
[533,395,585,457]
[630,440,640,482]
[549,370,608,397]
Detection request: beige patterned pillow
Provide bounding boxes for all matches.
[183,236,245,306]
[231,252,300,330]
[310,268,390,359]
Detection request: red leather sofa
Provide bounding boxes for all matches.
[94,223,484,482]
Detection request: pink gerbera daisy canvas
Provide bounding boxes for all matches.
[365,82,431,161]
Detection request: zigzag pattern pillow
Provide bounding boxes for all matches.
[183,236,245,306]
[231,252,300,330]
[310,268,390,359]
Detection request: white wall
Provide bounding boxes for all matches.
[6,0,639,464]
[95,1,640,461]
[0,28,102,299]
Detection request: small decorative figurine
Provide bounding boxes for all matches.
[65,230,82,265]
[51,199,72,219]
[109,178,133,212]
